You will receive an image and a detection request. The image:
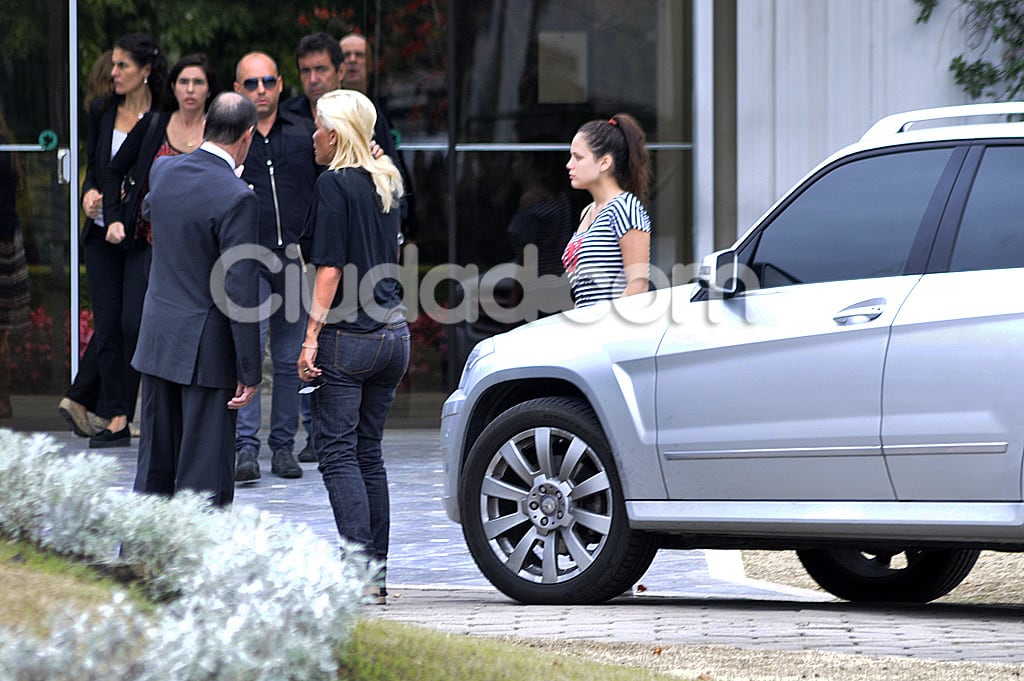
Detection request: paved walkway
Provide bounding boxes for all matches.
[44,428,1024,665]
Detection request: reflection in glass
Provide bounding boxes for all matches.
[0,1,73,426]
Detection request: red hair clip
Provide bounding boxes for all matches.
[608,116,618,126]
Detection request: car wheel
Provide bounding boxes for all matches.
[459,396,657,604]
[796,547,979,603]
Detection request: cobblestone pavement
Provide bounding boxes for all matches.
[45,428,1024,665]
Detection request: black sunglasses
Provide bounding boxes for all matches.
[242,76,278,92]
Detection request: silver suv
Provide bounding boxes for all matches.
[441,102,1024,605]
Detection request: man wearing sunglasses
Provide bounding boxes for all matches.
[231,51,319,483]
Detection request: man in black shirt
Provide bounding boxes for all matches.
[231,51,319,481]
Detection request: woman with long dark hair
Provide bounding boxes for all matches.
[78,32,167,448]
[561,113,652,308]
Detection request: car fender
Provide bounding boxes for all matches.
[455,292,674,503]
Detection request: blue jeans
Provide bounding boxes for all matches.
[236,265,304,451]
[312,321,409,572]
[300,392,312,441]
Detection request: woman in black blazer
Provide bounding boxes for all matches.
[78,32,167,448]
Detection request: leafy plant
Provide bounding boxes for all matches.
[915,0,1024,100]
[0,429,371,679]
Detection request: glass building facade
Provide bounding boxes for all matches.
[0,0,693,429]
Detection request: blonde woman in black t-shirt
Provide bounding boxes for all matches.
[297,89,408,605]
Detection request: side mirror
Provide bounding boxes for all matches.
[697,248,740,295]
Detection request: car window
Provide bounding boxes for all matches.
[747,148,954,288]
[948,146,1024,272]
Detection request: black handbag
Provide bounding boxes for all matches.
[117,114,161,250]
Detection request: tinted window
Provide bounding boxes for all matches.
[748,148,953,288]
[949,146,1024,272]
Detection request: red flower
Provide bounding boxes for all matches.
[78,309,95,356]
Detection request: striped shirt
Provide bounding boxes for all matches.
[561,192,651,307]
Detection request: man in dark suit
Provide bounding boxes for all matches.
[132,92,262,507]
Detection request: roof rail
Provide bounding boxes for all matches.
[860,101,1024,141]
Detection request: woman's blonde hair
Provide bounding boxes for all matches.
[316,89,404,213]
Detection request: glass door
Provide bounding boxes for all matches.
[0,0,77,431]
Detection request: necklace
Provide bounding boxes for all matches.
[121,106,147,122]
[122,94,151,122]
[172,114,203,150]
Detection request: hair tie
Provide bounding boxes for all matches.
[608,116,618,126]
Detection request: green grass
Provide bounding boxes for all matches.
[340,618,677,681]
[0,538,152,636]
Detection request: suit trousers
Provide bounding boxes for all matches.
[134,373,238,507]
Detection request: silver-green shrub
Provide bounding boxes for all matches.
[0,430,369,680]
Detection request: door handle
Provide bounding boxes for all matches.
[57,148,71,185]
[833,299,884,325]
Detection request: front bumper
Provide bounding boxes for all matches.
[440,390,466,523]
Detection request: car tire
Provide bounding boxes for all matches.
[459,396,657,604]
[796,547,979,603]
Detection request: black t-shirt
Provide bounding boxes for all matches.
[304,167,403,332]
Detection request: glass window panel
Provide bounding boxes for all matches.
[949,146,1024,272]
[0,0,73,426]
[374,0,449,142]
[453,0,690,144]
[749,149,953,287]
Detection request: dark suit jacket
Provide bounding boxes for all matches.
[132,148,262,389]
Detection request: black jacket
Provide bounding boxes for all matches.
[81,98,120,245]
[240,109,319,251]
[102,111,171,246]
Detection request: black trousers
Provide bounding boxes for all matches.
[66,338,102,415]
[133,373,238,507]
[82,225,149,420]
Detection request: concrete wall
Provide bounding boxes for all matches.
[726,0,973,242]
